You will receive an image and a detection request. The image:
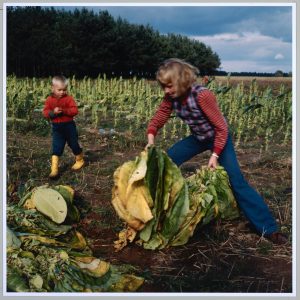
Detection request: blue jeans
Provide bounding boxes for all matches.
[52,121,82,156]
[167,134,278,235]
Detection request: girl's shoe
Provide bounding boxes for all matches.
[265,232,288,245]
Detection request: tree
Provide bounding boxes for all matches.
[7,7,221,78]
[274,70,284,77]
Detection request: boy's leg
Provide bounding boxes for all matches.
[167,135,212,166]
[65,121,84,170]
[218,134,278,235]
[65,121,82,155]
[50,124,66,178]
[52,124,66,156]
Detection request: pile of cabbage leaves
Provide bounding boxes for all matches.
[7,185,144,293]
[112,146,239,251]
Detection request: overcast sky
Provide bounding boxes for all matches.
[61,5,293,73]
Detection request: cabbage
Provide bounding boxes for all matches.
[52,185,80,223]
[112,157,153,230]
[7,184,144,293]
[18,185,80,224]
[112,146,239,250]
[33,187,67,224]
[7,243,144,292]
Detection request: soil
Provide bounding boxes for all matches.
[6,127,293,294]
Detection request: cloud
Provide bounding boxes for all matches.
[58,5,293,73]
[209,33,240,41]
[219,60,290,73]
[65,6,292,42]
[275,53,284,60]
[227,9,292,43]
[192,32,292,72]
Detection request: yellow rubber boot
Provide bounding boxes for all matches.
[49,155,59,178]
[71,152,84,170]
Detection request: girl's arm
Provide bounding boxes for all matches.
[146,98,173,140]
[198,89,228,156]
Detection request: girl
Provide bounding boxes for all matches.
[146,58,287,244]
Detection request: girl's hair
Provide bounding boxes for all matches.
[156,58,199,96]
[52,75,68,86]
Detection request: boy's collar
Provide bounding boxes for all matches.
[51,93,68,99]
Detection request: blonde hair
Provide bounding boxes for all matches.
[156,58,199,96]
[52,75,68,87]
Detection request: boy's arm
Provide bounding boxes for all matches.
[62,96,79,117]
[43,97,57,119]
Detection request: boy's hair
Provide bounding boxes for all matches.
[52,75,68,86]
[156,58,199,96]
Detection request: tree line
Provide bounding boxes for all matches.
[7,6,221,78]
[214,70,291,77]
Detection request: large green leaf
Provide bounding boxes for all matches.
[161,183,189,240]
[162,154,184,210]
[7,205,72,236]
[7,267,30,292]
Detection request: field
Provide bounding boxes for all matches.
[6,75,293,293]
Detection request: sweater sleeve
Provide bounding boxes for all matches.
[62,96,78,117]
[198,90,228,155]
[147,98,173,136]
[42,97,54,119]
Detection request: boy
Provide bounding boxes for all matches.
[43,75,84,178]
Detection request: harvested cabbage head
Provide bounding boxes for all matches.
[112,146,239,250]
[32,188,67,224]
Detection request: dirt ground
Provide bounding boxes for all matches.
[6,126,293,293]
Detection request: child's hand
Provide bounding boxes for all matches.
[145,134,155,150]
[53,107,63,114]
[208,155,218,169]
[145,143,154,150]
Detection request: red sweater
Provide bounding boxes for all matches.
[147,89,228,155]
[43,94,78,123]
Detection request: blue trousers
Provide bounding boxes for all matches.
[167,134,278,235]
[51,121,82,156]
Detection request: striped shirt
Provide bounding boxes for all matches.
[147,88,228,155]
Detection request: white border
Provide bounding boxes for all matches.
[3,2,295,6]
[292,1,297,298]
[2,2,296,298]
[3,3,7,298]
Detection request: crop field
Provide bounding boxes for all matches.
[6,75,292,293]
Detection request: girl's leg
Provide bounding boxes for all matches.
[52,124,66,156]
[65,121,82,155]
[219,134,278,235]
[167,135,212,166]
